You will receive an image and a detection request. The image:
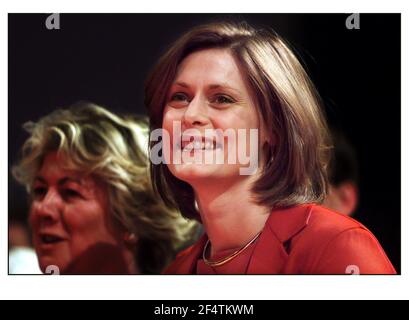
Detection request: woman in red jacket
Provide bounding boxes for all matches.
[145,21,396,274]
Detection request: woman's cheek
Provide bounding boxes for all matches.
[62,204,96,234]
[162,110,182,164]
[163,108,181,130]
[28,204,38,229]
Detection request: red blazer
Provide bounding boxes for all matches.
[164,204,396,274]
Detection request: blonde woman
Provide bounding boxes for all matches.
[13,101,196,274]
[145,21,396,274]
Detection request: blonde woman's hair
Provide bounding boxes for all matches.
[145,21,332,220]
[13,101,197,274]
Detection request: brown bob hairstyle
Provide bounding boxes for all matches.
[145,21,332,220]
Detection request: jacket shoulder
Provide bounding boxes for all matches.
[306,204,367,235]
[287,205,396,274]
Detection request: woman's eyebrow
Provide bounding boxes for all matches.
[208,83,240,93]
[173,81,190,88]
[173,81,240,93]
[58,177,83,186]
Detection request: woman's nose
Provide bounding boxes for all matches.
[32,189,62,223]
[182,95,210,128]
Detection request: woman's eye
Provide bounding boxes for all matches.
[62,189,82,199]
[168,92,190,108]
[32,187,47,199]
[170,93,189,102]
[212,95,235,105]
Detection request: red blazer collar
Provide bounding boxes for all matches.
[265,204,313,243]
[166,204,314,274]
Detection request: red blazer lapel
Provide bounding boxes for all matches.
[246,204,313,274]
[246,221,288,274]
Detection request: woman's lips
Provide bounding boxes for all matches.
[37,232,66,249]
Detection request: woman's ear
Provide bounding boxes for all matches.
[266,130,277,147]
[261,131,276,167]
[259,122,275,146]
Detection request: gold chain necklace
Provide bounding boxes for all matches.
[202,231,262,267]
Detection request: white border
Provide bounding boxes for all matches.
[1,0,407,300]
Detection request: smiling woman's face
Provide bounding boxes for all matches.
[29,152,121,273]
[162,48,265,186]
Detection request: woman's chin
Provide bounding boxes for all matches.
[170,163,222,182]
[38,256,66,274]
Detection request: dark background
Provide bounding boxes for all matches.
[8,13,401,272]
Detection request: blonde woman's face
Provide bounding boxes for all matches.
[29,152,121,273]
[162,48,264,186]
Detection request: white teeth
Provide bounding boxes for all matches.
[182,141,217,151]
[181,138,220,151]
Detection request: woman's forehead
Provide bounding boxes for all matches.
[174,48,247,90]
[37,152,84,183]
